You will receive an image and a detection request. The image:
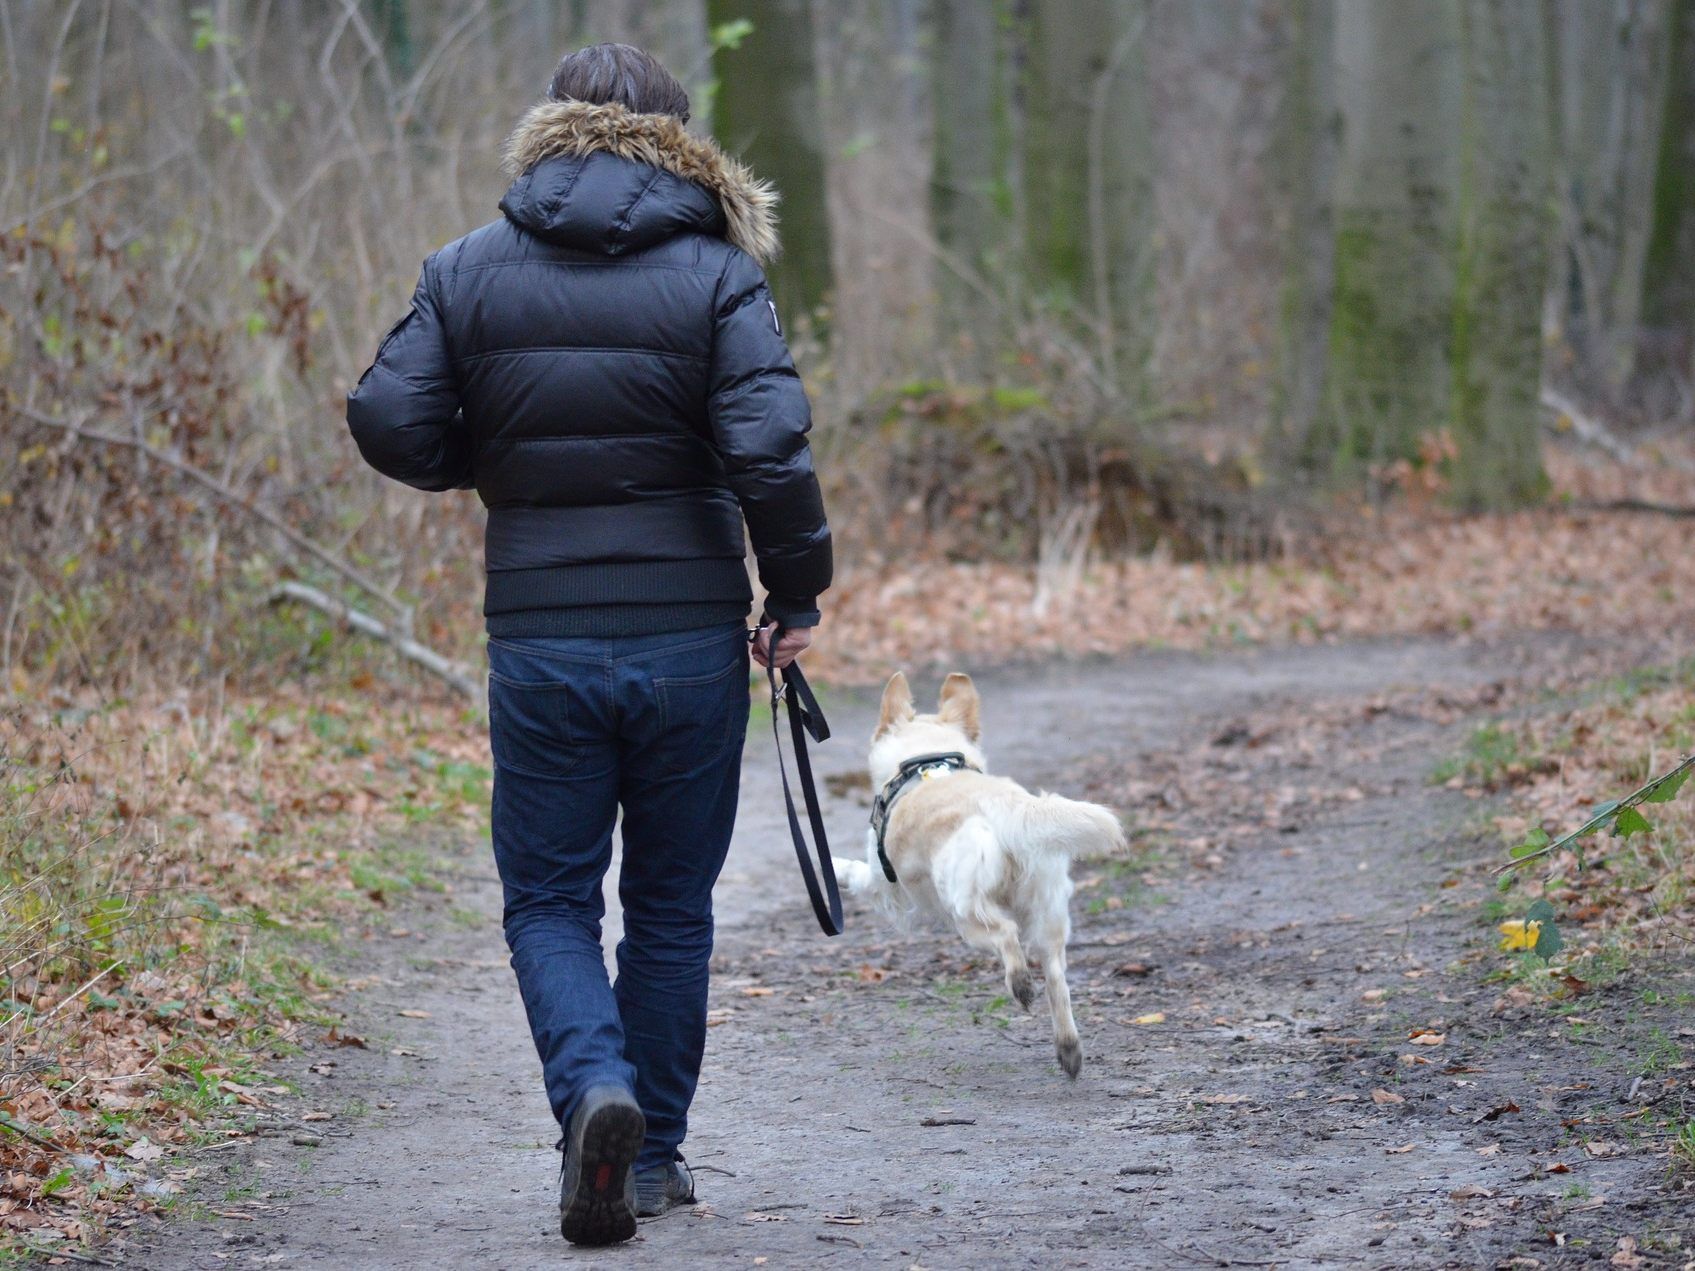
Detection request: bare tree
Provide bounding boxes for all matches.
[1547,0,1671,408]
[1636,0,1695,418]
[1449,0,1553,507]
[1019,0,1155,401]
[1307,0,1463,478]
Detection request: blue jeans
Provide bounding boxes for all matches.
[487,622,749,1170]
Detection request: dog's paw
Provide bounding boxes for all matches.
[1056,1037,1083,1079]
[1008,969,1035,1011]
[832,857,873,891]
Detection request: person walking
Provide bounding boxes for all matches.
[345,43,831,1246]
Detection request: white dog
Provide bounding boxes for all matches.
[833,672,1127,1077]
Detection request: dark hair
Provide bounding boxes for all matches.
[547,43,690,122]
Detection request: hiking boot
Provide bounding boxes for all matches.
[633,1155,696,1218]
[558,1085,645,1246]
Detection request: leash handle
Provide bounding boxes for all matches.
[759,620,843,937]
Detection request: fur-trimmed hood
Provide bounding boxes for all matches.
[499,99,779,265]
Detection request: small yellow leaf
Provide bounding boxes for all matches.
[1133,1012,1166,1025]
[1497,920,1541,951]
[1408,1030,1445,1046]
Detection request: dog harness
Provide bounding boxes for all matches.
[868,752,979,882]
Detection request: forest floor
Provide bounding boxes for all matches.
[103,630,1695,1270]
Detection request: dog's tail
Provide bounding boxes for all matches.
[997,794,1128,863]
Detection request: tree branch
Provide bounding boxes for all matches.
[15,405,414,628]
[268,581,481,703]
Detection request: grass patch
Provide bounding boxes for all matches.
[1432,722,1552,790]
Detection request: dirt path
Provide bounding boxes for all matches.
[123,635,1692,1269]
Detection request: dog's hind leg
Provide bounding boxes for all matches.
[935,819,1033,1009]
[1039,944,1081,1078]
[1030,888,1082,1078]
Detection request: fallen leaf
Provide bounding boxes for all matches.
[124,1139,164,1162]
[397,1009,430,1019]
[744,1212,787,1223]
[1498,920,1541,952]
[740,987,775,998]
[1408,1030,1445,1046]
[1547,1162,1570,1174]
[1384,1143,1417,1154]
[301,1111,332,1123]
[324,1028,367,1049]
[1111,962,1155,978]
[1449,1185,1495,1200]
[1476,1143,1501,1156]
[1133,1012,1166,1025]
[1371,1089,1405,1105]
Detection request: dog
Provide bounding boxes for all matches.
[833,672,1127,1077]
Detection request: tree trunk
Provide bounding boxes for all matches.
[708,0,833,331]
[815,0,933,391]
[1636,0,1695,414]
[1448,0,1553,508]
[1547,0,1670,404]
[1312,0,1463,478]
[935,0,1010,377]
[1269,0,1338,472]
[1019,0,1154,398]
[377,0,415,80]
[930,0,1014,372]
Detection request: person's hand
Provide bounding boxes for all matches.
[752,625,813,670]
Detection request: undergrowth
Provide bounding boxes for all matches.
[0,683,489,1256]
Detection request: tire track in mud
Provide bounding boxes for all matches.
[125,634,1691,1269]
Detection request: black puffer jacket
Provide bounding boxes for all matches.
[346,100,831,636]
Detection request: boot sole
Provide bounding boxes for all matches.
[560,1097,645,1246]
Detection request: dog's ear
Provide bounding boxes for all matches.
[937,673,981,742]
[875,672,916,738]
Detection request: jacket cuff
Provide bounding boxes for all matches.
[761,594,821,628]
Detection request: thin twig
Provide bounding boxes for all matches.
[1497,753,1695,873]
[9,1244,114,1267]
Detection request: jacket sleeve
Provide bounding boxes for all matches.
[706,250,833,627]
[345,257,473,493]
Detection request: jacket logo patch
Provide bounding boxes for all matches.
[767,299,781,336]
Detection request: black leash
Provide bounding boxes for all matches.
[755,622,843,937]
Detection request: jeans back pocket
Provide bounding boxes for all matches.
[653,655,749,777]
[488,671,582,779]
